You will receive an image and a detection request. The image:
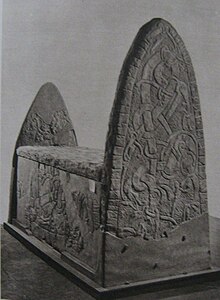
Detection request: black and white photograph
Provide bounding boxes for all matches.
[1,1,220,299]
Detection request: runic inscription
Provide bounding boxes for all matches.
[105,19,208,240]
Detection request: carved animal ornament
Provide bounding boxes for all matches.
[105,19,207,240]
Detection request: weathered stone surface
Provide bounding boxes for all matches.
[104,18,209,240]
[17,157,102,279]
[16,82,77,148]
[17,146,104,182]
[10,18,211,289]
[101,18,210,287]
[9,82,77,222]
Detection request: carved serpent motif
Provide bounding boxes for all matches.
[104,19,207,239]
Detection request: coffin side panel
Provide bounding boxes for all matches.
[16,157,103,283]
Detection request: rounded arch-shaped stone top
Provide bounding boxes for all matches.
[103,18,208,239]
[9,82,77,222]
[15,82,77,149]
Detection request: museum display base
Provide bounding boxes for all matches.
[3,221,220,300]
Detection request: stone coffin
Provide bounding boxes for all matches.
[5,18,214,296]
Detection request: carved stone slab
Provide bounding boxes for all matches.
[17,156,102,281]
[103,18,210,286]
[17,146,104,182]
[16,82,77,148]
[9,83,77,222]
[104,18,208,237]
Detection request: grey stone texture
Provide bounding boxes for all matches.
[16,157,103,282]
[104,18,208,237]
[16,82,77,148]
[9,82,78,222]
[11,18,210,289]
[17,146,104,182]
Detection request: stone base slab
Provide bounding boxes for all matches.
[3,222,220,300]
